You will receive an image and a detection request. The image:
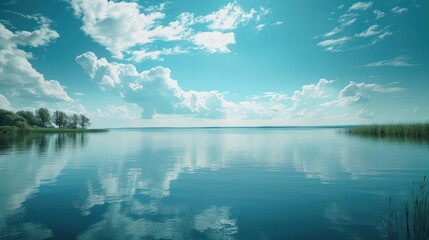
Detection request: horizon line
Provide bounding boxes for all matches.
[105,125,361,129]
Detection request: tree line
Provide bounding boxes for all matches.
[0,108,90,129]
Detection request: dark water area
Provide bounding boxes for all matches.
[0,128,428,239]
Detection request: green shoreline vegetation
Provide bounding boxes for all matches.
[345,123,429,140]
[0,108,107,134]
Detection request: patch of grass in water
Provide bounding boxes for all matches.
[384,175,429,240]
[345,123,429,140]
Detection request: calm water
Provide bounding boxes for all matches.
[0,128,428,240]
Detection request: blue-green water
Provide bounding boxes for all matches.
[0,128,428,239]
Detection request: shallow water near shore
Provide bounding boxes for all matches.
[1,128,428,239]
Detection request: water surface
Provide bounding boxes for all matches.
[1,128,428,239]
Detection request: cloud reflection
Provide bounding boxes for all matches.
[0,133,87,239]
[194,206,238,240]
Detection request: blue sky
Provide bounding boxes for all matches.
[0,0,428,127]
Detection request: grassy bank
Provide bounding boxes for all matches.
[345,123,429,140]
[0,126,108,134]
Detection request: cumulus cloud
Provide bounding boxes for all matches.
[76,52,233,119]
[76,52,406,123]
[322,81,404,106]
[349,2,373,11]
[289,79,334,116]
[0,18,73,103]
[71,0,171,58]
[192,31,235,53]
[71,0,265,60]
[364,56,417,67]
[0,94,11,110]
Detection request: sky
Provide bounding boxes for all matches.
[0,0,428,128]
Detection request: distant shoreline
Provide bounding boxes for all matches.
[0,126,108,134]
[110,125,358,130]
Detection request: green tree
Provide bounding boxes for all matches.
[0,109,27,127]
[68,113,79,129]
[71,113,80,128]
[53,110,67,128]
[79,114,90,129]
[36,108,51,127]
[16,110,38,126]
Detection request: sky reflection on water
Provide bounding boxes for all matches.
[0,128,428,239]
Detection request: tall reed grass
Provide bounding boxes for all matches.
[384,175,429,240]
[346,123,429,140]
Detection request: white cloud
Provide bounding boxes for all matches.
[319,24,391,52]
[391,7,408,14]
[324,18,356,38]
[322,81,404,106]
[256,7,270,22]
[76,52,232,119]
[76,52,408,123]
[0,94,11,110]
[317,37,351,51]
[292,79,333,101]
[273,21,283,26]
[356,24,379,38]
[323,14,357,38]
[319,2,395,51]
[255,23,266,31]
[354,25,392,44]
[0,19,73,103]
[71,0,191,59]
[373,10,385,19]
[192,31,235,53]
[143,2,167,13]
[74,92,85,96]
[71,0,265,60]
[349,2,373,11]
[364,56,417,67]
[130,46,188,62]
[288,79,334,118]
[198,2,256,30]
[355,24,392,41]
[323,27,342,38]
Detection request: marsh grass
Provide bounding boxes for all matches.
[346,123,429,140]
[384,175,429,240]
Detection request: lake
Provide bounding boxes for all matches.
[0,128,428,239]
